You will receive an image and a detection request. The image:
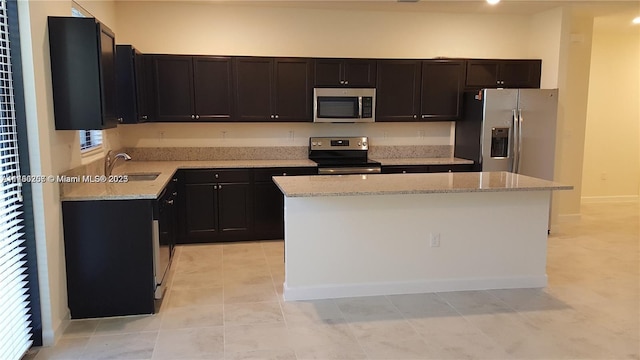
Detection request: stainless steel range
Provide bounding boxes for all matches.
[309,136,381,175]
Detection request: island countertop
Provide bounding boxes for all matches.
[273,171,572,197]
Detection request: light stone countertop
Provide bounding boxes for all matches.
[273,171,573,198]
[60,158,479,201]
[372,157,474,166]
[60,159,317,201]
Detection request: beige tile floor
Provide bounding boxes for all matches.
[27,202,639,360]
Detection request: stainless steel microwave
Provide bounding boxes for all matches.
[313,88,376,123]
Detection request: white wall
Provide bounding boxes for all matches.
[553,11,595,219]
[529,7,565,88]
[18,0,118,345]
[582,15,640,201]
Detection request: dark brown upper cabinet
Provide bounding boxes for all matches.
[314,59,376,87]
[375,60,421,122]
[116,45,154,124]
[420,59,465,121]
[465,59,541,89]
[234,57,313,122]
[152,55,233,122]
[376,59,465,122]
[48,17,117,130]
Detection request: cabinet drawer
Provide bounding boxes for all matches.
[428,164,474,173]
[254,167,317,182]
[381,165,429,174]
[183,169,251,184]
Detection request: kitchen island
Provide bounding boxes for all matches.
[273,171,572,301]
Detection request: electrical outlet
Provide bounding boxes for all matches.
[430,233,441,247]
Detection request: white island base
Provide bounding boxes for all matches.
[276,172,571,301]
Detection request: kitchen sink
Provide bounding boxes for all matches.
[124,172,160,181]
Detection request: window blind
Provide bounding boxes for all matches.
[0,0,32,358]
[79,129,103,152]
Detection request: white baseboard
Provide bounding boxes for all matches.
[581,195,639,204]
[283,276,548,301]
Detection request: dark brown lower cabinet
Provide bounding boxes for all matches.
[180,169,253,243]
[253,167,317,240]
[178,167,316,243]
[62,200,155,318]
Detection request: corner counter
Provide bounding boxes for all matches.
[273,172,572,301]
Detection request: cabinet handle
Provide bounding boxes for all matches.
[191,115,195,119]
[339,80,344,85]
[172,178,178,182]
[344,80,349,85]
[402,170,407,174]
[274,114,279,119]
[214,185,218,190]
[172,191,177,196]
[215,173,219,179]
[218,184,222,190]
[195,115,200,119]
[141,115,148,120]
[421,115,427,119]
[117,117,123,123]
[270,115,275,119]
[282,172,287,176]
[413,115,417,119]
[165,199,174,205]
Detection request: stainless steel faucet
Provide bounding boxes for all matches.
[104,150,132,176]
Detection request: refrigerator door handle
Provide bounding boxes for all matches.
[512,109,519,173]
[517,109,524,173]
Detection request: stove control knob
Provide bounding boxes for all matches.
[358,142,362,146]
[318,142,323,146]
[312,142,317,146]
[362,141,368,147]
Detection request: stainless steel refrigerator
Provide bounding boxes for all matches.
[454,88,558,181]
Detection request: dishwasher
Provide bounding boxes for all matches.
[153,179,177,299]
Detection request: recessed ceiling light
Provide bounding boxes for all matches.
[487,0,501,5]
[633,16,640,25]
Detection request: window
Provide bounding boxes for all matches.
[72,4,102,154]
[0,0,33,357]
[79,129,103,152]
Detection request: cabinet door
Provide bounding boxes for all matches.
[182,183,218,242]
[153,55,194,121]
[234,57,273,121]
[273,58,313,121]
[344,59,377,87]
[98,22,118,128]
[253,182,284,240]
[217,182,253,240]
[465,60,500,88]
[136,54,155,122]
[375,60,421,122]
[314,59,343,87]
[48,17,115,130]
[500,60,541,88]
[193,56,233,121]
[421,60,465,121]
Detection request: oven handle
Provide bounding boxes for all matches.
[318,167,381,175]
[358,96,363,118]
